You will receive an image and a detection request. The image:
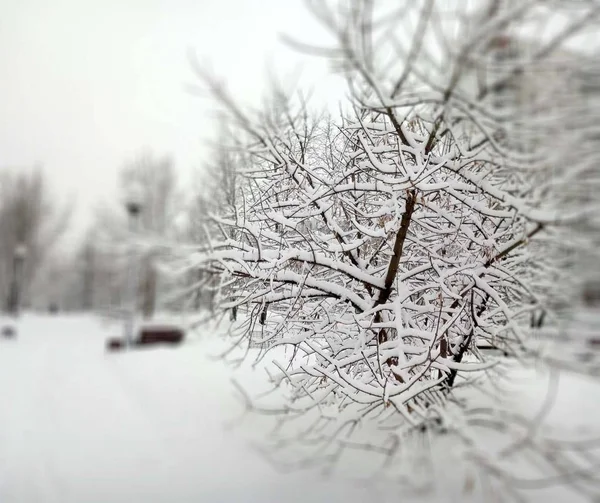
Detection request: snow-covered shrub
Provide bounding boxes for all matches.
[182,0,600,499]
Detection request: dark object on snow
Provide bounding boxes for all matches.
[230,306,237,321]
[583,281,600,307]
[1,325,16,338]
[48,303,59,314]
[136,325,185,346]
[106,337,124,351]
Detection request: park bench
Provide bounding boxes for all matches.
[106,324,185,352]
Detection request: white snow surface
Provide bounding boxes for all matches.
[0,314,375,503]
[0,314,599,502]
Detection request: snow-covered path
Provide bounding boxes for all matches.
[2,315,599,503]
[0,315,372,503]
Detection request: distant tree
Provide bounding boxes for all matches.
[120,151,180,317]
[74,233,126,313]
[89,151,181,318]
[0,167,70,311]
[80,237,96,311]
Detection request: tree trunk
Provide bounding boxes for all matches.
[141,258,156,319]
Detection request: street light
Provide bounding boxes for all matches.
[7,244,27,316]
[123,182,143,347]
[2,243,27,338]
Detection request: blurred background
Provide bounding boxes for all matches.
[1,1,600,502]
[0,0,334,315]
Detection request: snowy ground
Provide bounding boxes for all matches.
[0,314,599,502]
[0,314,375,503]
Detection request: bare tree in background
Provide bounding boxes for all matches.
[76,237,127,313]
[0,167,69,311]
[119,151,179,318]
[68,152,179,318]
[80,237,96,311]
[182,0,600,500]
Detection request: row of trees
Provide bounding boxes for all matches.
[55,152,200,317]
[0,167,69,312]
[0,153,211,318]
[182,0,600,500]
[81,151,181,317]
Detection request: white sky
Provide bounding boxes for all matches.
[2,1,597,238]
[0,0,336,234]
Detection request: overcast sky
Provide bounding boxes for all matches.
[0,0,336,234]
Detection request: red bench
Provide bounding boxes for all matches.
[137,326,185,346]
[106,325,185,352]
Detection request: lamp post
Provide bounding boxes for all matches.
[123,183,143,347]
[2,244,26,338]
[7,244,27,317]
